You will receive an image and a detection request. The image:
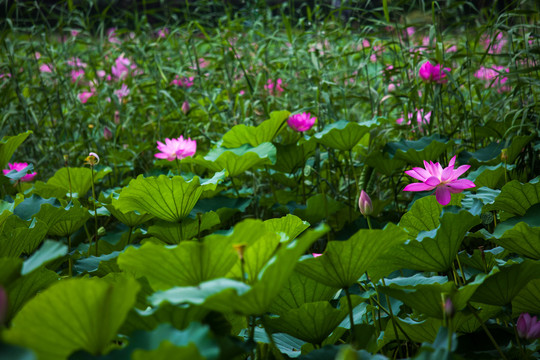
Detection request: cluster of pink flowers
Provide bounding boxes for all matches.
[264,78,284,96]
[482,32,507,54]
[396,109,431,130]
[474,65,510,93]
[171,75,194,88]
[287,112,316,132]
[419,61,451,83]
[403,155,475,205]
[3,162,37,182]
[155,136,197,161]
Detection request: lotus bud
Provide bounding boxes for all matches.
[103,126,112,141]
[358,190,373,216]
[182,101,190,114]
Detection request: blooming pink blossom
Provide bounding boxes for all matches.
[403,155,475,206]
[39,64,53,73]
[71,29,80,37]
[112,54,131,80]
[287,112,316,132]
[419,61,451,83]
[35,52,41,59]
[155,136,197,161]
[71,69,85,83]
[78,89,95,103]
[107,28,122,44]
[3,162,37,182]
[358,190,373,216]
[157,28,169,38]
[171,75,194,87]
[265,78,284,96]
[517,313,540,340]
[114,84,130,101]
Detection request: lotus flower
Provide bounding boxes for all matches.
[287,112,316,132]
[517,313,540,340]
[155,136,197,161]
[403,156,475,206]
[264,78,284,96]
[419,61,451,83]
[3,162,37,182]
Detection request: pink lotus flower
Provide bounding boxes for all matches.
[287,112,316,132]
[403,156,475,206]
[155,136,197,161]
[418,61,451,83]
[265,78,284,96]
[358,190,373,216]
[3,162,37,182]
[482,32,507,54]
[517,313,540,340]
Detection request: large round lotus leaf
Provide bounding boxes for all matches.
[3,277,140,360]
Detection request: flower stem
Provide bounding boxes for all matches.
[90,165,98,256]
[344,287,355,343]
[468,304,508,360]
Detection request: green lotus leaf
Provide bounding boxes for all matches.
[483,178,540,216]
[382,317,441,344]
[296,224,407,288]
[3,276,140,360]
[34,202,91,237]
[132,343,204,360]
[265,296,364,345]
[5,267,58,323]
[12,195,58,221]
[34,167,111,199]
[269,270,339,315]
[192,142,276,177]
[149,225,328,315]
[513,278,540,316]
[273,141,317,174]
[0,131,32,170]
[0,216,48,257]
[470,260,540,306]
[313,119,378,151]
[115,174,221,222]
[264,214,310,241]
[293,194,343,225]
[386,134,454,166]
[458,247,507,273]
[120,304,208,336]
[103,322,218,360]
[118,234,238,290]
[466,135,534,167]
[224,220,282,284]
[379,273,488,319]
[222,110,290,147]
[0,257,22,284]
[21,240,67,275]
[483,203,540,259]
[106,204,154,228]
[385,208,480,273]
[466,163,511,189]
[365,151,406,177]
[148,211,220,244]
